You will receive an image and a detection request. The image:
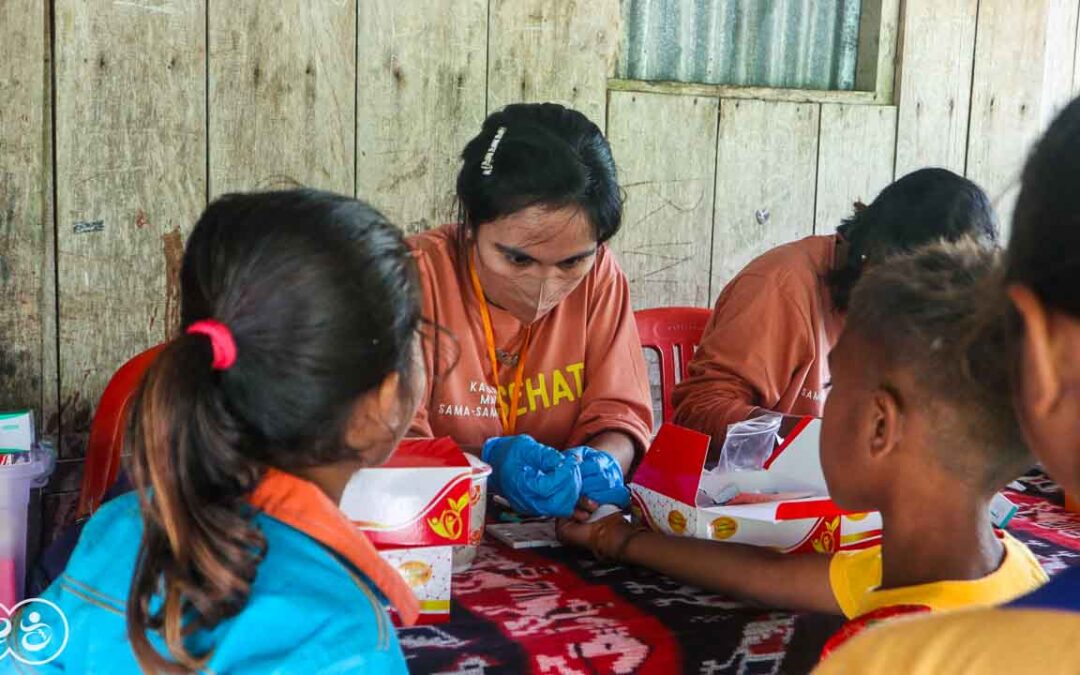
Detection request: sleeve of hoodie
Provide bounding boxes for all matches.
[406,244,438,439]
[671,269,815,443]
[565,249,654,454]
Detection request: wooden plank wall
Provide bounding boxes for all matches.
[966,0,1078,235]
[893,0,978,176]
[710,100,820,297]
[0,0,51,418]
[488,0,620,131]
[54,0,206,455]
[2,0,1079,540]
[606,91,717,309]
[814,104,897,234]
[209,0,357,197]
[355,0,488,233]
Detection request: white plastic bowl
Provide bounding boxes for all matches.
[452,453,492,573]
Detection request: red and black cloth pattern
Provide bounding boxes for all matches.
[400,470,1080,674]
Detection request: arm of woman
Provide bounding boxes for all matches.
[405,247,439,439]
[559,515,841,615]
[671,272,816,446]
[565,250,653,468]
[586,430,636,476]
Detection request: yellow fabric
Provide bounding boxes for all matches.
[814,608,1080,674]
[828,532,1048,618]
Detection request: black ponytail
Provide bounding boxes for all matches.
[124,189,421,671]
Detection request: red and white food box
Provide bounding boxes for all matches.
[340,437,472,624]
[630,420,882,553]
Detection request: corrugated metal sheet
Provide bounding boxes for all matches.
[618,0,862,90]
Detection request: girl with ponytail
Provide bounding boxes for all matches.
[36,190,423,672]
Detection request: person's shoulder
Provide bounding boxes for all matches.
[816,607,1080,674]
[831,543,881,569]
[408,223,458,258]
[62,492,143,589]
[1001,530,1051,583]
[712,235,835,312]
[741,235,835,284]
[590,244,628,284]
[209,514,403,670]
[252,512,386,607]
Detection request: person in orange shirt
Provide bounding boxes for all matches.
[408,103,652,518]
[814,96,1080,675]
[671,169,999,444]
[559,240,1045,621]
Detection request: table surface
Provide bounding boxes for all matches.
[400,470,1080,675]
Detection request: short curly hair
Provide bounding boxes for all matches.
[846,239,1031,491]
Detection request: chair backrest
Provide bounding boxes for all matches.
[634,307,712,426]
[76,344,166,518]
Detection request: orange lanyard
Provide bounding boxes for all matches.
[469,251,533,435]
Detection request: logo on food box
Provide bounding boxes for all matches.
[710,516,739,540]
[811,516,841,553]
[428,493,470,540]
[667,509,687,534]
[0,598,69,665]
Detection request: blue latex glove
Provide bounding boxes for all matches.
[482,435,583,517]
[568,446,631,508]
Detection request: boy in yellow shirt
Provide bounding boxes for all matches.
[814,96,1080,675]
[559,240,1047,619]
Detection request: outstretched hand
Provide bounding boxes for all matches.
[556,512,638,560]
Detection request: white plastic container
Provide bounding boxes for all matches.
[0,444,55,607]
[452,454,492,573]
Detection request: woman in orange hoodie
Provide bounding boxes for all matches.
[407,103,652,518]
[671,168,1000,444]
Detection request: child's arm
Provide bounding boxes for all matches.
[558,515,841,614]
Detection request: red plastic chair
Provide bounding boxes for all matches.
[635,307,712,426]
[76,344,165,518]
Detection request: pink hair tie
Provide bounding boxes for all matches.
[186,319,238,371]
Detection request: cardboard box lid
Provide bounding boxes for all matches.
[633,420,873,524]
[383,437,470,469]
[631,423,711,505]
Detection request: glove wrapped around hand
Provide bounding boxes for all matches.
[482,435,583,517]
[567,446,631,508]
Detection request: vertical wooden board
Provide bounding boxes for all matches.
[487,0,620,130]
[815,104,897,234]
[55,0,206,455]
[209,0,356,197]
[1074,0,1080,93]
[0,0,49,416]
[894,0,978,175]
[967,0,1058,235]
[41,3,60,437]
[1042,0,1079,123]
[356,0,487,233]
[606,91,718,310]
[711,99,819,298]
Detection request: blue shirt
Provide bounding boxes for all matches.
[5,489,409,673]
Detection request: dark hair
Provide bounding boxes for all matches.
[1007,96,1080,316]
[125,189,421,671]
[846,239,1029,490]
[827,168,999,311]
[455,102,622,244]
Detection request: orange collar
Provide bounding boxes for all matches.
[248,468,420,626]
